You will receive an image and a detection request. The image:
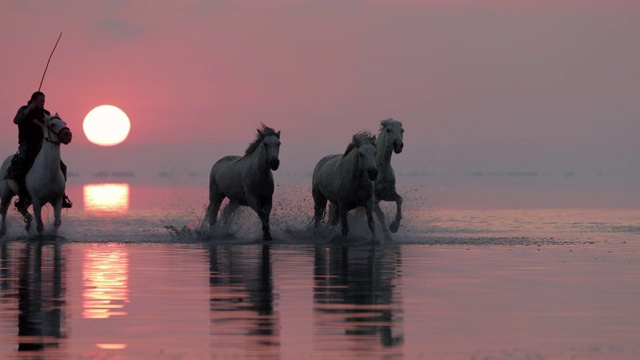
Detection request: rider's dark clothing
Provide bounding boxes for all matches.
[14,105,49,166]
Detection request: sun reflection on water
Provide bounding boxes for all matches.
[96,343,128,350]
[83,183,130,214]
[82,244,130,319]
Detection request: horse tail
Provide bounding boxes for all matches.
[205,165,218,226]
[205,161,227,228]
[203,202,211,226]
[305,205,324,228]
[310,182,328,229]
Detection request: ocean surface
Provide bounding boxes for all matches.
[1,178,639,359]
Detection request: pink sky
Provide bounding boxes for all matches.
[1,0,639,188]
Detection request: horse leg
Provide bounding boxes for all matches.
[339,202,349,236]
[312,187,327,228]
[261,199,273,241]
[207,191,224,228]
[0,192,10,237]
[389,192,403,233]
[53,198,63,230]
[250,198,273,241]
[15,200,32,232]
[32,202,44,234]
[328,203,340,226]
[373,201,391,240]
[365,201,377,241]
[220,200,239,236]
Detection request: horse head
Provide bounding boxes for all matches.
[348,131,378,181]
[258,125,281,171]
[381,118,404,154]
[43,112,72,145]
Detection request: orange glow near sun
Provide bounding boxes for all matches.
[96,344,128,350]
[83,105,131,146]
[83,183,130,214]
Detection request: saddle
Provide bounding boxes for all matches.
[6,154,21,180]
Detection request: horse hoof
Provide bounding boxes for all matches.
[389,221,399,233]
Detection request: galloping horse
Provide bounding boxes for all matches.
[372,119,404,234]
[312,131,378,239]
[206,124,281,241]
[0,113,72,236]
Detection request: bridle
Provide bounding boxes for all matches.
[43,115,70,144]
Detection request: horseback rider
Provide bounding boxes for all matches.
[12,91,72,209]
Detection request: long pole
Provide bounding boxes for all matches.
[38,32,63,91]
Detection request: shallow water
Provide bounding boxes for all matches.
[0,183,639,359]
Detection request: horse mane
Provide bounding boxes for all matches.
[244,123,279,156]
[343,131,376,157]
[380,118,402,132]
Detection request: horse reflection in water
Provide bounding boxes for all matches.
[313,244,404,350]
[208,244,280,355]
[0,241,66,352]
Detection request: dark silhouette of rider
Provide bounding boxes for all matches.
[12,91,72,209]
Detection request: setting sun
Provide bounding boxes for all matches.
[83,105,131,146]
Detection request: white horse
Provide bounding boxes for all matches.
[372,119,404,234]
[312,131,378,239]
[206,124,281,241]
[0,113,72,237]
